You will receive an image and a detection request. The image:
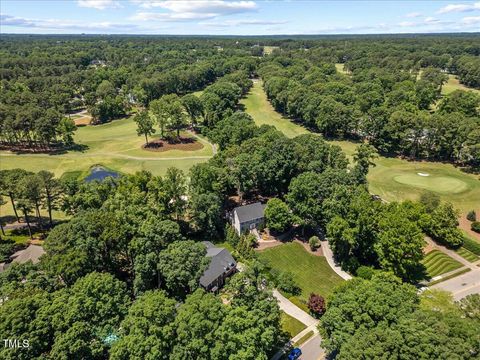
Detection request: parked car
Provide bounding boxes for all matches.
[288,348,302,360]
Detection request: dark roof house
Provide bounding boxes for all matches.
[232,202,266,235]
[200,241,237,292]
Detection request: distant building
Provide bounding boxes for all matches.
[0,245,45,273]
[231,202,266,235]
[200,241,236,292]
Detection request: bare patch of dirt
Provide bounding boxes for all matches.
[142,137,204,152]
[294,239,324,256]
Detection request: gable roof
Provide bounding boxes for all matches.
[200,241,236,288]
[10,245,45,265]
[234,202,266,223]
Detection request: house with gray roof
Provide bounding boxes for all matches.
[0,245,45,273]
[231,202,266,235]
[200,241,236,292]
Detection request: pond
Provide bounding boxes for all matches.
[85,166,120,182]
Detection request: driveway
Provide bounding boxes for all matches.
[272,289,318,327]
[300,334,325,360]
[271,290,324,360]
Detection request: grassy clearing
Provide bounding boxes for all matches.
[422,250,463,278]
[442,74,480,95]
[258,242,344,300]
[0,117,212,178]
[241,81,310,139]
[263,46,279,55]
[243,81,480,213]
[455,247,479,262]
[335,63,348,74]
[280,311,307,338]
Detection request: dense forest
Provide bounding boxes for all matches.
[0,34,479,359]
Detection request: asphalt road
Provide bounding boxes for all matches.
[432,268,480,300]
[300,334,324,360]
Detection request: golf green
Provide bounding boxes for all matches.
[393,174,469,194]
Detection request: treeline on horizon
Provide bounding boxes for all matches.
[1,34,479,165]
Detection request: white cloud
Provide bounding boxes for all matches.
[437,2,480,14]
[131,11,216,21]
[130,1,257,22]
[77,0,121,10]
[406,12,422,18]
[398,21,416,27]
[1,14,137,32]
[462,15,480,24]
[201,19,287,27]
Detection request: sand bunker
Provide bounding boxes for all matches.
[417,173,430,177]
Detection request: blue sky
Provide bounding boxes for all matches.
[1,1,479,35]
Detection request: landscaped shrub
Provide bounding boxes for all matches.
[471,221,480,233]
[309,236,321,251]
[466,210,476,222]
[307,293,326,317]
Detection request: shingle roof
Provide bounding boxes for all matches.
[10,245,45,265]
[234,202,266,223]
[200,241,236,288]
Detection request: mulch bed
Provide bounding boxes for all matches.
[142,137,204,152]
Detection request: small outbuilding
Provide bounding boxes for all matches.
[200,241,237,292]
[231,202,266,235]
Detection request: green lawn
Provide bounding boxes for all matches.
[422,250,463,278]
[241,81,310,139]
[258,242,344,300]
[462,233,480,255]
[442,74,480,95]
[455,247,479,262]
[242,82,480,213]
[0,117,213,178]
[280,311,307,338]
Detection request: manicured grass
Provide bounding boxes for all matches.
[241,81,310,139]
[3,229,42,245]
[0,119,213,177]
[243,82,480,213]
[462,234,480,255]
[442,74,480,95]
[258,242,344,300]
[427,268,471,286]
[455,247,479,262]
[422,250,463,278]
[280,311,307,338]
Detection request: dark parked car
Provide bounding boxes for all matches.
[288,348,302,360]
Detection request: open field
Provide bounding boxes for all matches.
[241,80,309,138]
[258,242,344,301]
[243,81,480,213]
[0,117,213,178]
[422,250,463,278]
[263,46,279,55]
[280,311,306,338]
[442,74,480,95]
